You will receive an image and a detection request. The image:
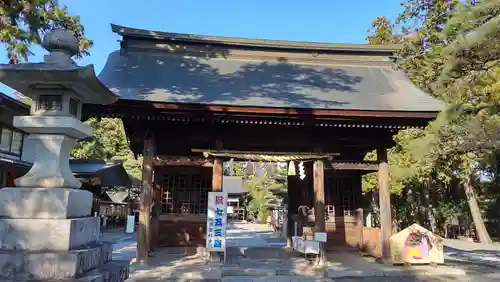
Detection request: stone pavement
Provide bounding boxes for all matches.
[101,228,137,262]
[443,238,500,266]
[122,222,485,281]
[226,221,277,248]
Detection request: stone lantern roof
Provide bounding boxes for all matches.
[0,29,118,105]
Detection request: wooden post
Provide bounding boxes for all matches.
[212,158,223,192]
[313,159,326,264]
[286,172,298,247]
[377,148,392,260]
[137,136,154,263]
[356,208,364,250]
[151,180,161,251]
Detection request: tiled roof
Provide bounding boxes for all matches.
[98,24,445,113]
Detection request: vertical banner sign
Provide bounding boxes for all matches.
[206,191,228,254]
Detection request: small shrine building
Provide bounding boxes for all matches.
[83,24,445,262]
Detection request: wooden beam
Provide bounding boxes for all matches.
[212,158,223,192]
[108,100,440,119]
[137,135,154,263]
[377,148,392,260]
[153,156,213,167]
[330,161,378,171]
[313,159,326,264]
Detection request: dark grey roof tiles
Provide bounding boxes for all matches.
[98,50,445,112]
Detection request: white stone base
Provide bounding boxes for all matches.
[13,115,92,139]
[0,217,100,251]
[0,187,92,219]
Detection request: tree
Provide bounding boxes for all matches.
[243,174,279,223]
[365,16,402,45]
[227,161,287,222]
[71,117,143,188]
[0,0,92,63]
[71,118,131,161]
[365,0,497,242]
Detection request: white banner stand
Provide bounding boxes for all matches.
[125,215,135,233]
[206,191,228,264]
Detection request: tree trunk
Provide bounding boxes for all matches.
[407,186,416,226]
[422,180,437,233]
[463,177,492,244]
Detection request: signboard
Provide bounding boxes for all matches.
[314,232,327,242]
[206,191,228,254]
[125,215,135,234]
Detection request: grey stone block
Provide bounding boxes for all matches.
[0,242,113,281]
[0,188,92,219]
[0,217,100,251]
[75,260,130,282]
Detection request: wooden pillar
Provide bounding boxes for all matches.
[313,159,326,263]
[355,208,364,250]
[137,136,154,263]
[151,179,161,250]
[286,175,295,247]
[212,158,223,192]
[377,148,392,259]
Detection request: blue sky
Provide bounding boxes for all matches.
[0,0,404,95]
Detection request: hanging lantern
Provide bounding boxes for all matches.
[288,161,296,176]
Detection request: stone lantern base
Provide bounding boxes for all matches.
[0,187,130,281]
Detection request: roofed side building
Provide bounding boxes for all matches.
[83,24,445,260]
[0,92,31,188]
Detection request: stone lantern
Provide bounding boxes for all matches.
[0,30,129,281]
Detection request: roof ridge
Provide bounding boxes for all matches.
[111,24,402,54]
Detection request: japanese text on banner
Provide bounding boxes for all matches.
[206,192,228,251]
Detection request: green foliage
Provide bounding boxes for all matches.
[0,0,92,63]
[71,118,142,182]
[233,163,287,221]
[365,16,402,45]
[258,206,269,224]
[365,0,499,241]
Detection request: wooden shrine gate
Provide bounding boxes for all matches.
[83,24,443,263]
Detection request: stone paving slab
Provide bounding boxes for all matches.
[222,276,332,282]
[125,249,224,282]
[121,222,481,281]
[326,253,466,279]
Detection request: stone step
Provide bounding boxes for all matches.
[73,260,130,282]
[0,242,113,281]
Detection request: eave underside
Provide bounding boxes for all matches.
[84,102,433,162]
